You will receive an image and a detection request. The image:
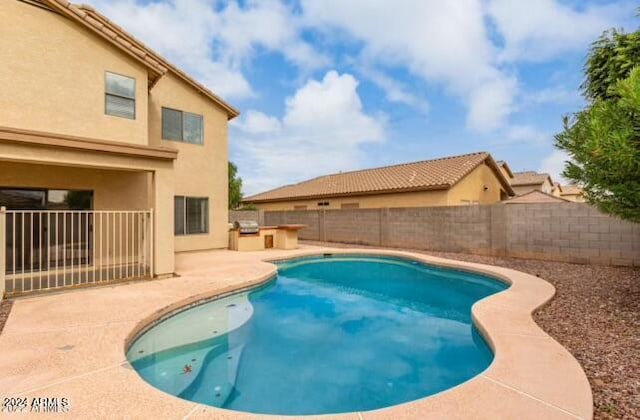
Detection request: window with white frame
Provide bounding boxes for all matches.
[162,107,203,144]
[174,196,208,235]
[105,72,135,119]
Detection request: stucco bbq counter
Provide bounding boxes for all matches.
[229,224,305,251]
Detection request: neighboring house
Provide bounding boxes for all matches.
[243,152,515,211]
[510,171,555,195]
[505,190,570,204]
[560,185,585,202]
[0,0,238,288]
[496,160,515,183]
[551,182,563,197]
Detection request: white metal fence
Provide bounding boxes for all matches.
[1,208,153,296]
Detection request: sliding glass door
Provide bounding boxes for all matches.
[1,188,93,274]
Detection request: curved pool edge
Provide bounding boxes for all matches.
[126,248,594,420]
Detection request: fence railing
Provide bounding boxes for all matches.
[1,208,153,296]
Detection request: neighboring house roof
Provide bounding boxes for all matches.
[37,0,239,119]
[560,185,583,196]
[496,160,514,178]
[511,171,553,187]
[506,190,570,204]
[552,182,563,193]
[244,152,515,203]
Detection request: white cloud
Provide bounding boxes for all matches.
[487,0,631,62]
[359,68,430,113]
[234,71,385,195]
[523,87,583,107]
[539,149,570,182]
[231,110,281,134]
[301,0,517,132]
[85,0,325,100]
[504,125,549,146]
[214,0,328,70]
[489,124,549,148]
[467,75,518,132]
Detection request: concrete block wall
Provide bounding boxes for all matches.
[386,206,492,254]
[504,203,640,266]
[323,209,382,245]
[264,210,321,240]
[263,203,640,266]
[229,210,264,225]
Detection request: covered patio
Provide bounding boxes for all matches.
[0,127,177,296]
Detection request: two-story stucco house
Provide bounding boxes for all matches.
[0,0,238,295]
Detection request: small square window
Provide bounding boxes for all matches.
[105,72,135,119]
[174,196,209,235]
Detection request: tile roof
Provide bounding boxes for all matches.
[511,171,553,186]
[506,190,570,204]
[244,152,514,203]
[39,0,239,119]
[496,160,514,178]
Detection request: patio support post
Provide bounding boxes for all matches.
[151,167,175,278]
[0,207,6,300]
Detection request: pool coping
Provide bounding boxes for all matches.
[124,248,593,420]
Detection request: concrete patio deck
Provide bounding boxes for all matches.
[0,245,592,419]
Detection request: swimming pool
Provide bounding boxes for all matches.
[127,255,508,415]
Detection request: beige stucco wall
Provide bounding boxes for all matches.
[512,178,553,196]
[149,73,229,252]
[0,161,149,210]
[253,163,507,211]
[562,193,585,203]
[0,1,149,145]
[446,163,506,205]
[512,178,554,196]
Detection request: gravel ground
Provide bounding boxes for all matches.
[304,241,640,420]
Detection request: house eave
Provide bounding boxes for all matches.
[242,184,453,204]
[0,126,178,161]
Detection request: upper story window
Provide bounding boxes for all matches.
[105,72,135,119]
[162,107,203,144]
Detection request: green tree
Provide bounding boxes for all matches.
[555,23,640,222]
[582,29,640,101]
[228,161,243,210]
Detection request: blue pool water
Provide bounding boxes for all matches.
[127,255,507,415]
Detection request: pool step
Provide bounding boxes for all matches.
[178,344,245,407]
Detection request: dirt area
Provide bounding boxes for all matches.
[303,241,640,420]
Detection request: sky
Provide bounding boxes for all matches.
[86,0,638,195]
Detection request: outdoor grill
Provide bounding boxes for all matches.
[234,220,260,235]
